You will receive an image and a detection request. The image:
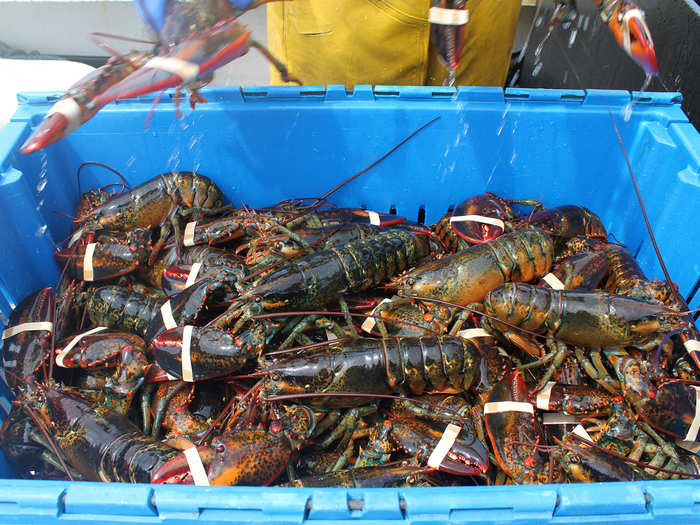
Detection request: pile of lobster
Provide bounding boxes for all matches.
[2,169,699,487]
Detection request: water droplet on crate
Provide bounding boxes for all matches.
[532,62,543,77]
[568,28,577,47]
[497,120,506,136]
[623,101,633,122]
[36,177,47,193]
[188,135,201,150]
[502,103,511,120]
[563,70,569,83]
[35,224,47,237]
[510,152,517,166]
[126,155,136,168]
[486,164,497,186]
[35,199,44,211]
[536,15,543,27]
[583,16,589,31]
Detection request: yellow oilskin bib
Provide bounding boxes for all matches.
[267,0,521,87]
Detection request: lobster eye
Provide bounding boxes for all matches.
[407,277,416,286]
[215,444,225,453]
[272,374,281,381]
[254,296,262,303]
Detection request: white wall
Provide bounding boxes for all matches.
[0,1,270,85]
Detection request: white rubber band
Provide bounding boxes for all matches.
[676,440,700,454]
[367,211,381,226]
[542,273,566,290]
[165,372,179,381]
[83,242,96,281]
[55,326,107,367]
[684,339,700,354]
[145,56,200,83]
[325,329,338,341]
[2,321,54,340]
[181,325,194,382]
[428,6,469,25]
[183,221,197,247]
[160,301,177,330]
[542,413,582,425]
[427,423,461,468]
[456,328,491,339]
[571,424,593,442]
[450,215,505,230]
[185,262,202,289]
[46,97,82,135]
[361,298,393,333]
[183,446,209,486]
[684,386,700,442]
[483,401,534,415]
[536,381,556,411]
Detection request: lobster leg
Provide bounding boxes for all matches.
[320,406,376,448]
[141,383,155,435]
[535,340,569,391]
[575,347,619,394]
[151,381,187,439]
[249,39,302,85]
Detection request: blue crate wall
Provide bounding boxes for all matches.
[0,85,699,524]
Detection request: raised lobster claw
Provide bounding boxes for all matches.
[598,0,659,76]
[20,52,153,155]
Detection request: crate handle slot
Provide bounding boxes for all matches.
[375,91,401,97]
[504,92,530,100]
[560,93,585,101]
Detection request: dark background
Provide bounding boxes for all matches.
[516,0,700,130]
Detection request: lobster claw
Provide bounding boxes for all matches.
[150,444,215,484]
[21,110,77,155]
[434,426,490,476]
[95,19,252,105]
[150,325,257,381]
[606,1,659,76]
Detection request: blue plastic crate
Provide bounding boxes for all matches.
[0,85,699,524]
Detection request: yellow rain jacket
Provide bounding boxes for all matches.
[267,0,521,87]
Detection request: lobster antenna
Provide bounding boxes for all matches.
[197,380,263,445]
[21,404,76,481]
[397,293,548,340]
[251,310,443,337]
[263,391,472,423]
[76,161,129,197]
[53,210,78,222]
[90,32,160,46]
[651,328,684,371]
[607,109,681,303]
[265,337,355,356]
[287,116,441,224]
[567,433,700,478]
[239,225,346,283]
